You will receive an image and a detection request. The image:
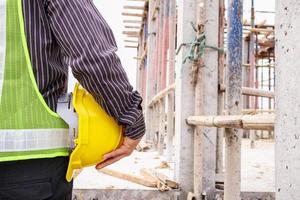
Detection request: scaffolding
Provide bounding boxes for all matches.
[121,0,299,199]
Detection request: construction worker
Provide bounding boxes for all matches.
[0,0,145,199]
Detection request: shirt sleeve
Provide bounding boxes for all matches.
[45,0,145,140]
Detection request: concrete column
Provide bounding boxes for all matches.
[275,0,300,199]
[174,0,196,196]
[193,0,219,199]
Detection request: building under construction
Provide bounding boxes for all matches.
[72,0,300,199]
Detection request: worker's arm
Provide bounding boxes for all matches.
[45,0,145,141]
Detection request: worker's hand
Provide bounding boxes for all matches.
[95,136,141,169]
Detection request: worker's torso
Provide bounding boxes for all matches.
[0,0,70,162]
[23,0,68,111]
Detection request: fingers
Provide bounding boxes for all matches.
[102,146,130,161]
[96,154,125,169]
[95,137,142,170]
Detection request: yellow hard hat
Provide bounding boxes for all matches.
[66,83,123,182]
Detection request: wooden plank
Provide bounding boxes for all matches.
[250,28,274,33]
[124,39,139,43]
[220,84,275,98]
[123,20,142,24]
[122,12,145,18]
[242,109,274,114]
[242,87,274,98]
[140,168,180,190]
[98,168,157,188]
[148,83,175,107]
[125,45,138,48]
[123,5,145,10]
[127,35,140,38]
[124,25,141,29]
[123,31,140,35]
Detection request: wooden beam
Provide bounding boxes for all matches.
[122,12,144,18]
[124,39,139,43]
[242,86,274,98]
[140,168,179,190]
[124,5,145,10]
[98,168,157,188]
[187,114,275,131]
[124,25,141,29]
[127,35,140,38]
[123,31,140,39]
[123,31,140,35]
[242,109,274,114]
[148,83,175,107]
[125,45,138,48]
[220,84,275,98]
[250,28,274,33]
[123,20,142,24]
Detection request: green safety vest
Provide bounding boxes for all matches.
[0,0,70,162]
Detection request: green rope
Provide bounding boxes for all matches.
[183,33,225,64]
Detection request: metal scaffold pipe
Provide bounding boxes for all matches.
[224,0,243,199]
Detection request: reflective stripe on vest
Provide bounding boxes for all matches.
[0,0,70,161]
[0,129,69,152]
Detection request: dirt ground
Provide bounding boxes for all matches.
[74,139,275,192]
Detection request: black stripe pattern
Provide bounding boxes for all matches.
[22,0,145,139]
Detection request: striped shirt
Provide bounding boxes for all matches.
[22,0,145,140]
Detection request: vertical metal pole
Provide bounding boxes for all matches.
[224,0,243,199]
[166,0,176,162]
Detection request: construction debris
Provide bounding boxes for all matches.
[98,167,179,191]
[135,140,151,152]
[98,168,157,188]
[155,161,170,169]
